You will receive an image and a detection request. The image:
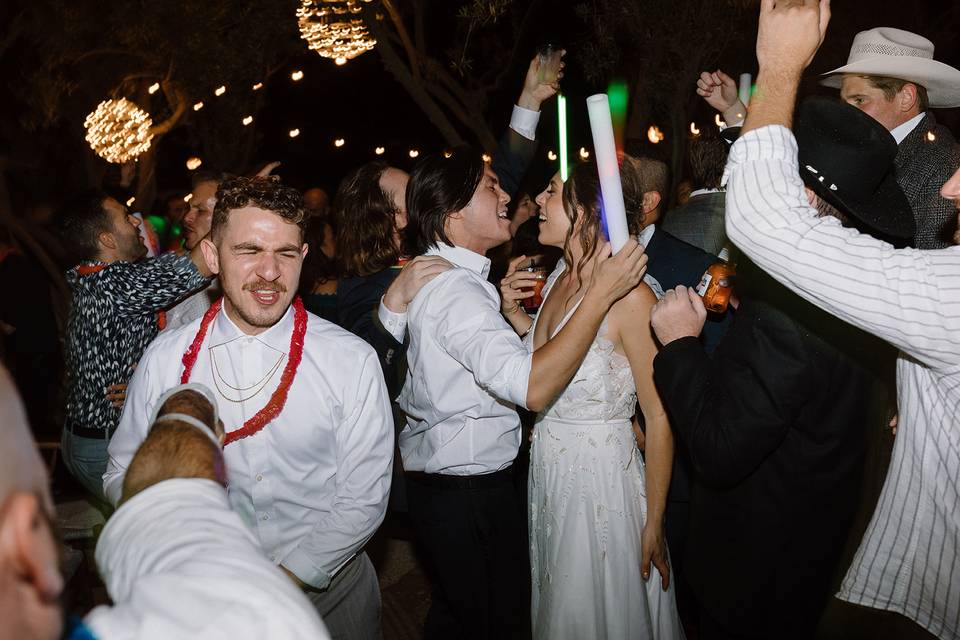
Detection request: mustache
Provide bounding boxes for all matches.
[242,280,287,293]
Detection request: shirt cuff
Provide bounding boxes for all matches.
[377,297,407,343]
[281,546,333,591]
[722,125,798,186]
[510,105,540,141]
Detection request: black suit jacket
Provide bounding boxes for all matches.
[653,268,887,636]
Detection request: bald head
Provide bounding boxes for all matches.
[303,188,329,216]
[120,390,226,505]
[0,367,63,640]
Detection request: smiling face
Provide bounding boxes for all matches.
[184,181,218,250]
[201,207,307,335]
[448,165,511,254]
[535,173,575,249]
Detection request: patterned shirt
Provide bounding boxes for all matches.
[64,253,208,433]
[725,125,960,640]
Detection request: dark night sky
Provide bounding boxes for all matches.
[149,0,960,203]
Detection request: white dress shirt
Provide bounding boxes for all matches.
[162,279,220,332]
[382,244,532,475]
[85,478,330,640]
[510,104,541,141]
[104,303,393,590]
[890,112,926,145]
[725,125,960,640]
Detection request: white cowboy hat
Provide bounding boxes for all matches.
[821,27,960,108]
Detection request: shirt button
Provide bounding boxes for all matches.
[256,474,263,482]
[261,513,269,521]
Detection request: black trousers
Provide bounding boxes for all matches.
[406,468,530,640]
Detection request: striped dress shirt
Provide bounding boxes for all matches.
[724,125,960,640]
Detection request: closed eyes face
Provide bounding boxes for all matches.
[535,173,571,249]
[203,206,307,335]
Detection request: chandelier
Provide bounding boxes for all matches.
[83,98,154,163]
[297,0,376,65]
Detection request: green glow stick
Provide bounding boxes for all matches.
[558,93,569,182]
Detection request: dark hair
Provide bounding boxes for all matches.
[211,176,306,240]
[688,131,728,189]
[866,75,930,112]
[56,190,112,263]
[299,214,338,290]
[405,147,486,255]
[334,162,401,277]
[561,155,647,285]
[192,170,233,190]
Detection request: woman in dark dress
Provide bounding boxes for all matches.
[299,213,339,322]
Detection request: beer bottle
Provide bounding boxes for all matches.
[695,247,736,313]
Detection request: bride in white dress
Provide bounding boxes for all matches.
[500,157,683,639]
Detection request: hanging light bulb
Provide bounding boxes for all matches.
[214,85,226,97]
[481,153,492,163]
[374,146,385,155]
[579,147,590,160]
[148,83,160,95]
[297,0,377,65]
[690,122,701,136]
[83,98,154,163]
[193,101,204,111]
[186,157,202,170]
[408,149,419,158]
[252,82,264,91]
[126,196,136,207]
[334,138,345,147]
[715,114,726,127]
[242,115,253,126]
[547,150,557,161]
[289,128,301,138]
[291,70,304,81]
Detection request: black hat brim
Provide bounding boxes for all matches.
[804,167,915,240]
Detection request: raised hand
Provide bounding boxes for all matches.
[697,70,739,112]
[756,0,832,75]
[650,286,708,345]
[586,240,648,308]
[382,255,453,313]
[499,255,539,315]
[519,50,566,111]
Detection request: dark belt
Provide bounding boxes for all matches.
[64,420,114,440]
[406,465,514,490]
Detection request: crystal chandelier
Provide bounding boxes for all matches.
[297,0,376,65]
[83,98,154,164]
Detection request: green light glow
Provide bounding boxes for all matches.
[558,93,568,182]
[607,80,628,151]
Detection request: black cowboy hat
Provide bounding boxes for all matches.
[794,97,914,240]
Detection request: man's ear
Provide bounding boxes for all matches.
[300,243,309,261]
[98,229,118,252]
[0,493,63,602]
[642,191,662,214]
[200,237,221,275]
[899,83,920,113]
[804,186,818,208]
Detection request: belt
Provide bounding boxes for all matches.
[64,420,114,440]
[406,465,514,490]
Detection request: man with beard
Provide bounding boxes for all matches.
[59,192,211,502]
[104,176,394,639]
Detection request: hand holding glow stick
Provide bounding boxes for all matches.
[586,94,630,254]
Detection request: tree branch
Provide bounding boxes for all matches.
[381,0,422,82]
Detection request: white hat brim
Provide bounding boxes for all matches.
[820,57,960,108]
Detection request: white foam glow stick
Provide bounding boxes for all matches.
[739,72,752,107]
[586,94,630,254]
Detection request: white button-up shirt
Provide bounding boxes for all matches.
[380,244,532,475]
[890,111,926,145]
[725,125,960,640]
[104,303,393,590]
[86,478,330,639]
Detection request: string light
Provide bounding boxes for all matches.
[183,193,193,202]
[83,98,154,163]
[148,83,160,95]
[289,128,301,138]
[126,197,136,207]
[335,57,348,66]
[647,125,665,144]
[927,131,937,142]
[547,150,557,161]
[242,115,253,126]
[186,157,202,170]
[690,122,701,136]
[334,138,345,147]
[297,0,377,65]
[374,146,385,155]
[715,114,726,128]
[579,147,590,160]
[214,85,226,97]
[443,150,453,158]
[193,101,204,111]
[291,70,304,81]
[252,82,264,91]
[408,149,419,158]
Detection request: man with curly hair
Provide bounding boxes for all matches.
[103,176,394,639]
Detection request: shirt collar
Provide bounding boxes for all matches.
[689,188,723,198]
[891,112,926,145]
[209,298,295,353]
[426,243,491,279]
[638,224,656,248]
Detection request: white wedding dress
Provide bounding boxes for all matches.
[526,261,683,640]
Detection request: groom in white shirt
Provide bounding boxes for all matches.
[104,176,394,640]
[379,149,646,639]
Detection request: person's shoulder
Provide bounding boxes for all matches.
[142,315,202,363]
[303,311,377,357]
[651,227,717,262]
